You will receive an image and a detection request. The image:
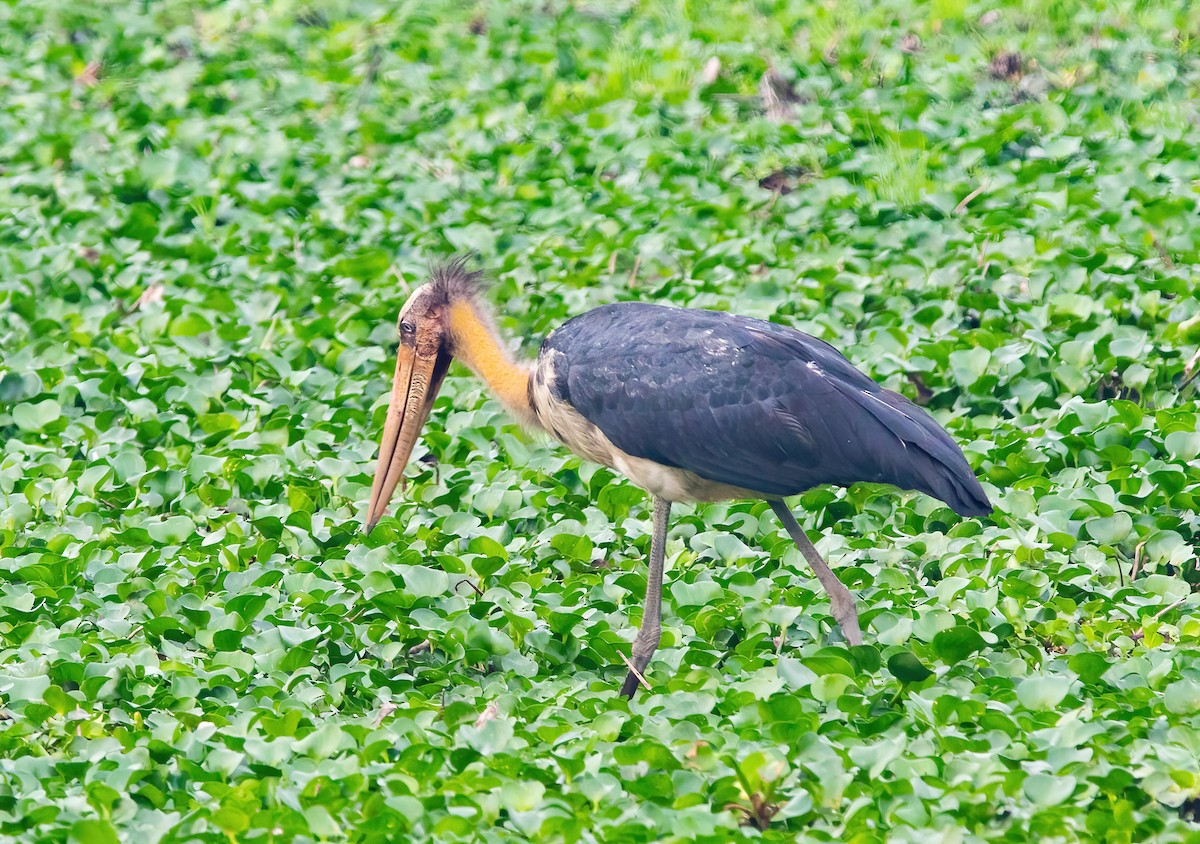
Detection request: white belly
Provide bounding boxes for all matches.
[527,354,758,503]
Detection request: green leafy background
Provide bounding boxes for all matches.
[2,0,1199,841]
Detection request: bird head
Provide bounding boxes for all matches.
[364,259,486,533]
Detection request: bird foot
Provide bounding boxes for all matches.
[840,620,864,647]
[832,604,864,646]
[619,652,652,698]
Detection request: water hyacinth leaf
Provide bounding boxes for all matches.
[887,652,934,684]
[931,626,986,664]
[847,644,882,673]
[1023,773,1077,807]
[1163,431,1200,462]
[1017,675,1072,710]
[1163,680,1200,715]
[403,566,451,598]
[146,515,195,544]
[12,399,62,431]
[1086,513,1133,545]
[69,821,120,844]
[1068,652,1111,686]
[777,656,817,689]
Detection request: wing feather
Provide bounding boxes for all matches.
[544,303,991,516]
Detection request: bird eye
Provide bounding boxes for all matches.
[400,320,416,335]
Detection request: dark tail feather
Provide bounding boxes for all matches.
[846,386,992,517]
[908,447,993,517]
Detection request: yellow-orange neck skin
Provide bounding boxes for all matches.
[446,300,538,429]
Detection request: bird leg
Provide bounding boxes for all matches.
[769,500,863,646]
[620,495,671,698]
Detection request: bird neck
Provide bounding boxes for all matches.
[446,299,536,427]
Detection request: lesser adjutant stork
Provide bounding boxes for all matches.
[365,259,992,697]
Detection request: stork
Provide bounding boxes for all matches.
[365,259,992,697]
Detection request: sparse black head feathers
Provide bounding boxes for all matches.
[426,256,488,307]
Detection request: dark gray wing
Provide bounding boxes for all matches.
[541,302,990,516]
